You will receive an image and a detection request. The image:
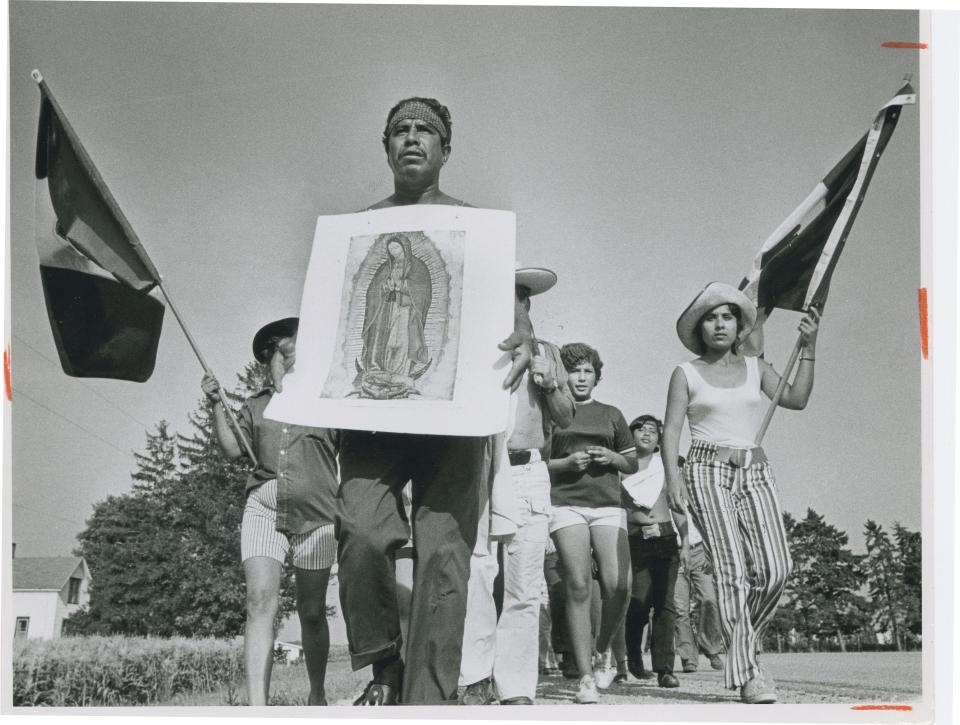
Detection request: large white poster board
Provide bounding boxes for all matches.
[265,205,515,436]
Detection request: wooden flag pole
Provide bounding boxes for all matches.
[753,334,804,446]
[31,70,258,466]
[156,280,259,466]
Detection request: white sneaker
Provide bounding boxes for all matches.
[574,674,599,704]
[740,669,777,704]
[592,651,615,690]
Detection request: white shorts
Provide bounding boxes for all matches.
[241,479,336,570]
[549,505,627,534]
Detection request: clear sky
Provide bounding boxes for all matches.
[7,4,921,557]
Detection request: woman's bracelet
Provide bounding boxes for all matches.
[800,356,815,362]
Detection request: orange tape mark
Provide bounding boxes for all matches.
[3,346,10,401]
[882,42,928,49]
[918,288,929,359]
[851,705,913,711]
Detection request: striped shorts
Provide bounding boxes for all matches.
[240,479,336,570]
[683,440,792,690]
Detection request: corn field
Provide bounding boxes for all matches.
[12,635,243,706]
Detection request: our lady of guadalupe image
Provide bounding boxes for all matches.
[355,232,433,398]
[274,205,510,434]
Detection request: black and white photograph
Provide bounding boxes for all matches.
[3,2,955,721]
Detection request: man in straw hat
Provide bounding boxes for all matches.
[270,97,538,706]
[662,281,819,703]
[459,265,574,706]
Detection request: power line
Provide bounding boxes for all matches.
[11,334,151,429]
[14,388,135,458]
[12,503,88,528]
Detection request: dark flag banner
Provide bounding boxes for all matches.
[33,72,165,382]
[738,83,915,356]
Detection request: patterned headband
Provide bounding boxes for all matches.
[386,101,449,142]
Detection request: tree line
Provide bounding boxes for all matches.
[65,364,921,652]
[763,510,921,653]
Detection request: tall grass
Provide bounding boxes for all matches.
[13,635,243,706]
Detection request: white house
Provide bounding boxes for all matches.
[275,639,304,662]
[11,556,91,640]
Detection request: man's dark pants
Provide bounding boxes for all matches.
[336,431,486,704]
[625,533,680,674]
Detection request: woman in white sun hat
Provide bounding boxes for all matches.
[661,282,820,705]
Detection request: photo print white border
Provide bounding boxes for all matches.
[265,205,515,436]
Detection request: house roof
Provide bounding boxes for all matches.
[12,557,86,591]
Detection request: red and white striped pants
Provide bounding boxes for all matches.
[683,440,792,689]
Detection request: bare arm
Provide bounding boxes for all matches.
[673,506,691,569]
[201,374,244,460]
[662,366,689,512]
[618,450,640,475]
[673,507,690,548]
[541,385,575,428]
[628,508,659,526]
[531,349,574,428]
[586,446,638,474]
[759,308,820,410]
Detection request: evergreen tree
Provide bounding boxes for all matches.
[779,509,870,651]
[894,523,922,641]
[68,364,297,637]
[130,419,180,495]
[864,519,908,650]
[68,485,184,635]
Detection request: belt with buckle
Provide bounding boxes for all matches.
[508,449,539,466]
[689,440,767,468]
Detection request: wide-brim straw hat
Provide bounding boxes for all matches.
[676,282,758,354]
[252,317,299,363]
[515,265,557,296]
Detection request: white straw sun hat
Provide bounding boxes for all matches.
[676,282,758,354]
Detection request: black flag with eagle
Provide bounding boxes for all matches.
[33,71,165,382]
[738,82,916,356]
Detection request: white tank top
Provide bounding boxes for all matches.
[680,356,766,448]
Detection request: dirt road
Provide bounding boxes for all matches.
[535,652,922,706]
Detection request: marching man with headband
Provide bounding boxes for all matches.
[271,97,537,706]
[661,282,820,704]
